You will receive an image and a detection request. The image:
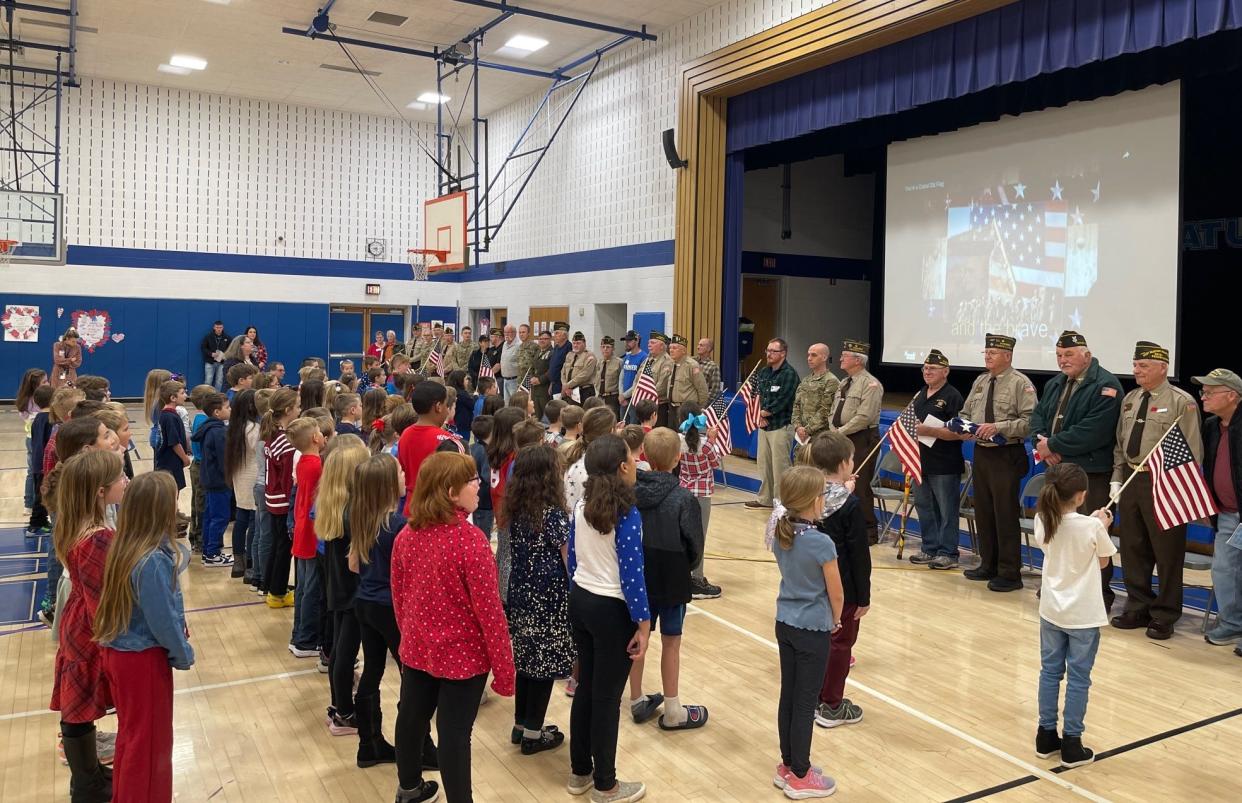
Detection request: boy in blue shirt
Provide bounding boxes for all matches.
[186,384,214,552]
[191,392,235,567]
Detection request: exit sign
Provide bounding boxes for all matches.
[365,283,381,296]
[762,256,777,269]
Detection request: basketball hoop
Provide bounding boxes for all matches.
[0,239,19,265]
[408,248,448,281]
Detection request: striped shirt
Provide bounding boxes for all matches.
[264,429,295,514]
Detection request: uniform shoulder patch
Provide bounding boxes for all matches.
[1025,386,1035,393]
[868,381,879,389]
[1101,387,1117,397]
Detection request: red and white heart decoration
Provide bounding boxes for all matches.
[2,305,41,342]
[71,309,112,353]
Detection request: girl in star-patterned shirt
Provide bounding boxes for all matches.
[390,451,514,803]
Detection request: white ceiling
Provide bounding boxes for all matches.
[9,0,715,120]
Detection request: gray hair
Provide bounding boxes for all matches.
[844,350,868,367]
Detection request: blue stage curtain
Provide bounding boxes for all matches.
[720,152,745,390]
[726,0,1242,153]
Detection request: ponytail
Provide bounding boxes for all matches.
[1035,463,1088,542]
[260,387,299,440]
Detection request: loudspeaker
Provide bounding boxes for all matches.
[662,128,688,169]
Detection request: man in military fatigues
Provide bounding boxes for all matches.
[829,339,884,544]
[444,326,478,375]
[960,333,1036,591]
[1110,341,1202,640]
[696,337,722,397]
[667,334,709,427]
[561,331,599,403]
[597,336,623,418]
[793,342,840,447]
[514,323,540,389]
[431,327,454,375]
[408,324,434,372]
[1030,330,1123,611]
[638,332,674,427]
[528,329,554,420]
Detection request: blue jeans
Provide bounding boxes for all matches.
[234,507,255,564]
[913,472,962,558]
[473,509,494,540]
[1211,511,1242,633]
[204,361,224,391]
[503,378,519,398]
[1038,618,1100,737]
[42,520,62,609]
[292,556,323,649]
[24,436,35,509]
[203,490,231,558]
[251,483,270,585]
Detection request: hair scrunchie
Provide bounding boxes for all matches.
[679,413,708,433]
[372,418,386,433]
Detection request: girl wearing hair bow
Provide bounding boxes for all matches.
[676,403,724,600]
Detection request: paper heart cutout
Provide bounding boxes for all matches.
[111,333,125,343]
[57,307,64,318]
[2,305,40,341]
[70,309,112,353]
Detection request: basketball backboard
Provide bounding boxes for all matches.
[424,191,467,272]
[0,190,64,263]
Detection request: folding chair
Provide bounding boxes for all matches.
[1016,473,1046,573]
[873,449,911,547]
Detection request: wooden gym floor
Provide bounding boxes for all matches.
[0,406,1239,802]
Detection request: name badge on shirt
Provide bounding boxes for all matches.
[770,385,781,392]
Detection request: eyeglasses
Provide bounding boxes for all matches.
[466,476,482,485]
[1201,388,1236,399]
[765,348,785,354]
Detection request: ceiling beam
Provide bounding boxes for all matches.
[453,0,656,42]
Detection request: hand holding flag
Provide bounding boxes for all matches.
[947,416,1006,445]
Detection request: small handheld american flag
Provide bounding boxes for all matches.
[630,359,658,405]
[738,374,762,434]
[887,400,923,485]
[478,351,494,380]
[704,393,733,455]
[1149,422,1216,530]
[427,347,443,376]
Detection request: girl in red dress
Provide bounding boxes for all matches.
[51,448,127,802]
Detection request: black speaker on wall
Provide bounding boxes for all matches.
[662,128,688,169]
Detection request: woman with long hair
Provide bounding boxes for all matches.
[225,389,261,581]
[51,327,83,388]
[15,367,49,512]
[243,325,268,370]
[222,336,257,376]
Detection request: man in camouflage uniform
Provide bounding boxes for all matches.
[597,335,623,418]
[667,334,709,427]
[792,342,839,447]
[529,329,554,420]
[408,323,434,372]
[444,325,477,374]
[696,337,722,397]
[960,333,1036,592]
[561,331,600,403]
[829,339,884,544]
[515,323,539,389]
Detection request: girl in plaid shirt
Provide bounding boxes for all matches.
[677,403,723,599]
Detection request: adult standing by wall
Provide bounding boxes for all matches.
[1195,369,1242,649]
[529,330,554,420]
[617,331,646,420]
[641,332,674,427]
[409,324,433,372]
[828,339,884,544]
[50,328,83,389]
[243,325,268,370]
[744,338,799,511]
[1109,342,1202,639]
[514,323,539,394]
[381,330,401,367]
[561,331,599,403]
[959,333,1036,591]
[792,343,839,449]
[444,326,477,374]
[485,328,504,385]
[696,338,722,398]
[499,325,520,398]
[547,323,572,401]
[908,350,965,569]
[200,321,230,391]
[597,336,623,418]
[222,336,259,377]
[667,335,708,427]
[1030,331,1123,611]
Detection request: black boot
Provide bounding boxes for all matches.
[62,730,112,802]
[356,694,396,768]
[1059,735,1095,768]
[1035,727,1061,759]
[231,553,246,579]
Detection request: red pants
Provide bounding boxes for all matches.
[101,647,174,803]
[819,603,860,707]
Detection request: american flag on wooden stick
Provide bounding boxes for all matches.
[1150,423,1216,530]
[738,374,762,434]
[427,346,443,376]
[887,399,923,485]
[704,393,732,455]
[478,351,494,379]
[630,359,658,405]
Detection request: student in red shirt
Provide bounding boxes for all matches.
[397,382,465,515]
[262,387,301,608]
[287,418,326,657]
[391,451,514,803]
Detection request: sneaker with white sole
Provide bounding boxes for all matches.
[814,700,863,728]
[689,577,722,599]
[908,551,935,565]
[928,555,960,570]
[202,553,234,567]
[589,779,645,802]
[783,768,837,798]
[773,763,822,790]
[288,643,319,658]
[325,708,358,736]
[567,773,593,796]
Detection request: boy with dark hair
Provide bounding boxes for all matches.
[334,392,363,436]
[74,375,110,402]
[628,427,708,730]
[632,399,659,431]
[26,384,55,536]
[226,363,260,401]
[396,381,466,513]
[287,417,326,658]
[470,415,495,538]
[186,383,216,551]
[191,391,234,567]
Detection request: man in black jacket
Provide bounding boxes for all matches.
[627,428,709,731]
[1194,369,1242,649]
[200,321,230,391]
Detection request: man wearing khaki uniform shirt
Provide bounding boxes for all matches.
[1109,340,1202,640]
[639,332,674,427]
[408,325,434,371]
[830,339,883,544]
[960,333,1036,591]
[668,334,709,427]
[793,342,840,446]
[597,336,623,417]
[561,331,599,403]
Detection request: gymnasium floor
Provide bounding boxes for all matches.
[0,407,1238,802]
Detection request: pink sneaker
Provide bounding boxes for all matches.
[565,677,579,697]
[849,655,856,668]
[782,767,836,799]
[772,763,822,790]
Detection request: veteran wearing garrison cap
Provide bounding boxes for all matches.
[484,327,504,382]
[667,334,710,427]
[960,333,1037,591]
[529,328,554,419]
[561,330,600,403]
[829,338,884,544]
[1110,340,1203,640]
[547,321,572,400]
[908,349,966,569]
[635,331,674,426]
[1030,330,1123,611]
[408,323,434,371]
[597,335,624,417]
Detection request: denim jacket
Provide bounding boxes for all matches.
[104,540,195,670]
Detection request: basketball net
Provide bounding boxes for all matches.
[408,248,448,282]
[0,239,18,266]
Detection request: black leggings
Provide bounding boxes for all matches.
[61,720,94,738]
[330,608,362,716]
[568,585,636,792]
[775,620,831,778]
[513,675,554,732]
[355,599,401,699]
[263,512,292,595]
[396,666,487,802]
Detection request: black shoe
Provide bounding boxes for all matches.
[744,500,772,510]
[1110,611,1151,630]
[963,568,995,582]
[395,781,440,803]
[1059,735,1094,768]
[1146,620,1173,640]
[520,726,565,755]
[1035,727,1061,759]
[230,554,246,579]
[987,577,1023,592]
[62,730,112,803]
[690,577,721,600]
[1234,645,1242,658]
[631,693,664,724]
[355,693,397,767]
[357,737,396,768]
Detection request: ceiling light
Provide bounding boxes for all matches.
[367,11,408,26]
[504,34,548,52]
[169,54,208,71]
[406,102,429,111]
[417,92,450,104]
[157,64,193,76]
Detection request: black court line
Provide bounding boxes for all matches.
[944,706,1242,802]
